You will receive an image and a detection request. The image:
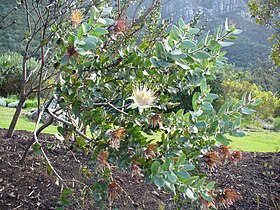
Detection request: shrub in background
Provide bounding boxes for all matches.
[218,80,280,120]
[7,101,20,108]
[0,52,38,97]
[45,2,259,208]
[274,118,280,131]
[0,98,6,107]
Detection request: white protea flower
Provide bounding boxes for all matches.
[127,86,156,114]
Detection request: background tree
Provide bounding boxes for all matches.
[0,0,95,137]
[248,0,280,66]
[0,52,38,97]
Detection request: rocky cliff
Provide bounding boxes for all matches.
[162,0,250,22]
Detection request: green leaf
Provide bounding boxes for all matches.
[175,60,190,69]
[185,164,195,171]
[232,101,243,110]
[185,188,195,200]
[155,42,165,59]
[102,7,113,16]
[232,29,242,35]
[181,40,196,49]
[176,154,186,165]
[201,192,213,202]
[205,181,215,191]
[75,40,85,46]
[195,177,206,188]
[92,27,109,36]
[192,52,210,59]
[183,176,199,185]
[68,35,75,45]
[168,172,178,183]
[32,143,42,155]
[241,107,256,115]
[189,28,200,34]
[178,170,191,179]
[151,161,160,175]
[90,6,99,20]
[170,25,181,39]
[150,57,160,67]
[195,121,207,129]
[158,204,165,210]
[164,182,176,194]
[231,130,246,137]
[241,92,247,105]
[154,175,165,188]
[225,18,229,31]
[217,102,231,117]
[189,125,198,133]
[202,102,214,115]
[162,158,173,171]
[226,36,238,41]
[178,18,186,29]
[158,60,174,68]
[192,92,199,110]
[46,162,53,175]
[200,78,207,93]
[209,120,218,133]
[168,52,186,60]
[251,98,262,106]
[77,26,84,39]
[218,41,234,47]
[215,134,230,145]
[205,93,219,102]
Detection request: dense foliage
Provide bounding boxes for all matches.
[35,1,260,208]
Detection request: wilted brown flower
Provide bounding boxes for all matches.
[144,144,156,159]
[70,10,83,27]
[214,145,230,161]
[229,150,243,165]
[108,180,122,202]
[202,152,222,170]
[130,162,143,178]
[96,150,109,170]
[115,16,127,33]
[149,113,162,128]
[217,188,242,208]
[111,127,126,140]
[108,16,128,39]
[67,45,79,58]
[109,127,126,150]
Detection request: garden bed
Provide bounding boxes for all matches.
[0,128,279,209]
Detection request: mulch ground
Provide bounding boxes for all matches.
[0,128,279,210]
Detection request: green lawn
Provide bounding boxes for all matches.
[1,106,279,152]
[229,131,280,152]
[143,131,280,153]
[0,106,58,134]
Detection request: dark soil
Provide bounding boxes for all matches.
[0,128,279,210]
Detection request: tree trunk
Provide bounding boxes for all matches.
[6,96,26,137]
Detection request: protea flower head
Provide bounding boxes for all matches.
[127,86,156,114]
[70,10,83,27]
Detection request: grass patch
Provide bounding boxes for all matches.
[143,131,280,152]
[0,106,57,134]
[229,131,280,152]
[1,107,279,152]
